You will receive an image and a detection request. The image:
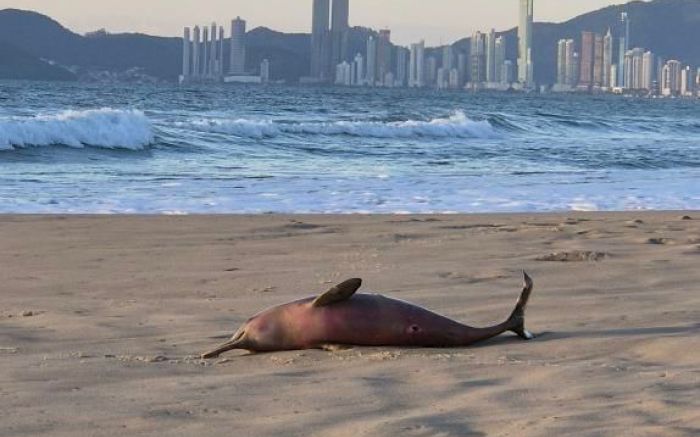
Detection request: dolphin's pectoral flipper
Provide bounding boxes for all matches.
[313,278,362,307]
[508,272,535,340]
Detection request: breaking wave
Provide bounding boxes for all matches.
[0,109,154,150]
[188,111,499,139]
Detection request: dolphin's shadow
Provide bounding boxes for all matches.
[474,322,699,348]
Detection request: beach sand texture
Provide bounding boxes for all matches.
[1,214,699,436]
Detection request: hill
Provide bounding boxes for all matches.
[0,40,76,81]
[1,0,699,84]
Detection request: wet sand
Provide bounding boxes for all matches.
[1,213,699,436]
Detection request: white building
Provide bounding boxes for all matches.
[518,0,534,87]
[260,59,270,83]
[680,66,694,97]
[352,53,365,86]
[603,29,613,88]
[661,60,682,96]
[641,51,655,92]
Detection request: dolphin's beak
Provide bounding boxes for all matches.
[201,330,248,359]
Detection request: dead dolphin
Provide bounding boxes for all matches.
[202,272,535,358]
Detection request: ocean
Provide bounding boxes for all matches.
[1,81,699,214]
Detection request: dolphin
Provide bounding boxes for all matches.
[202,272,535,358]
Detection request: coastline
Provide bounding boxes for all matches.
[2,212,699,436]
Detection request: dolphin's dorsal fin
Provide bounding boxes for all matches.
[312,278,362,307]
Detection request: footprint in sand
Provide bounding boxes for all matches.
[536,251,610,262]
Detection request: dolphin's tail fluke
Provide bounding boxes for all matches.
[508,272,535,340]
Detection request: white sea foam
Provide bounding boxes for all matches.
[0,108,154,150]
[189,111,498,139]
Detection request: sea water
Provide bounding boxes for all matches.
[0,81,698,213]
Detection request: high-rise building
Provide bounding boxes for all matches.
[218,26,225,77]
[409,40,425,88]
[443,45,454,71]
[603,29,613,88]
[556,39,567,86]
[229,17,247,75]
[202,26,209,77]
[518,0,534,87]
[593,33,604,87]
[494,37,506,85]
[502,60,515,84]
[621,47,644,90]
[565,39,576,86]
[377,29,392,85]
[681,66,694,96]
[618,12,630,88]
[486,29,497,83]
[579,32,595,89]
[661,60,682,96]
[260,59,270,83]
[331,0,350,74]
[642,51,654,91]
[182,27,191,80]
[351,53,363,86]
[209,23,217,78]
[458,52,468,86]
[311,0,330,80]
[192,26,201,78]
[396,47,409,87]
[426,56,438,86]
[696,68,700,96]
[366,36,377,86]
[470,31,486,86]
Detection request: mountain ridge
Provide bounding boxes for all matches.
[1,1,698,84]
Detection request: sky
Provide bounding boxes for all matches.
[0,0,634,45]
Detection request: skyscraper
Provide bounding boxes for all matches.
[409,40,425,88]
[311,0,330,80]
[494,36,506,85]
[470,31,486,86]
[366,36,377,86]
[486,29,497,83]
[192,26,201,79]
[442,45,454,72]
[680,66,694,96]
[230,17,247,75]
[579,32,595,89]
[565,39,576,86]
[182,27,191,80]
[377,29,392,85]
[331,0,350,74]
[593,33,604,87]
[642,51,655,91]
[603,29,613,88]
[518,0,534,87]
[396,47,409,87]
[556,39,567,86]
[618,12,630,88]
[210,22,218,78]
[661,60,682,96]
[202,26,209,77]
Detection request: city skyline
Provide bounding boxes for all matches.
[0,0,639,46]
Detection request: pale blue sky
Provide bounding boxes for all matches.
[0,0,637,45]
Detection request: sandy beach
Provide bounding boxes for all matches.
[1,213,699,436]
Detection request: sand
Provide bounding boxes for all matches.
[1,213,699,436]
